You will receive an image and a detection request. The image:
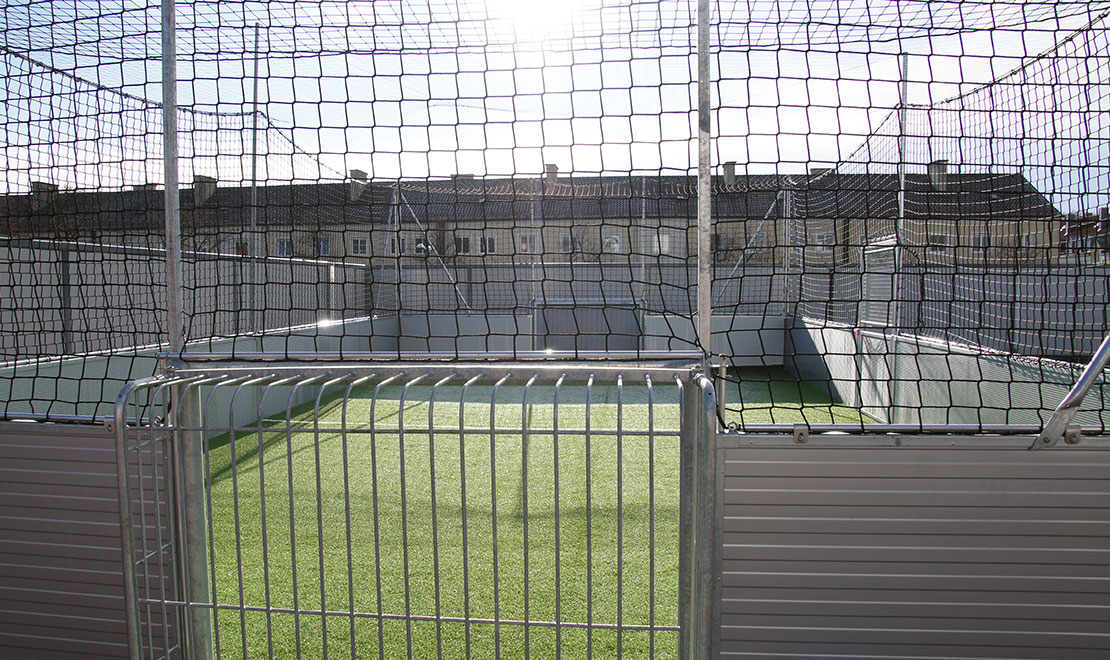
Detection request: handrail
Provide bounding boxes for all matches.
[1032,333,1110,449]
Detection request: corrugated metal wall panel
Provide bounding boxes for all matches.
[718,444,1110,659]
[0,422,129,660]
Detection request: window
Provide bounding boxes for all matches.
[644,231,670,255]
[710,232,722,252]
[927,234,949,254]
[1018,233,1037,256]
[814,232,834,253]
[277,238,294,257]
[602,233,622,254]
[973,233,991,251]
[518,232,539,254]
[560,232,582,253]
[480,235,497,255]
[455,235,472,255]
[316,238,331,257]
[350,236,369,256]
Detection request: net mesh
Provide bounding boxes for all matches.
[1,0,1109,428]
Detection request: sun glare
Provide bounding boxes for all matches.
[485,0,595,43]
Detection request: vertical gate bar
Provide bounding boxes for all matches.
[707,375,723,660]
[283,376,323,659]
[616,374,624,658]
[399,374,428,659]
[675,374,689,660]
[314,376,348,660]
[156,388,181,657]
[225,380,253,657]
[645,374,656,657]
[696,0,712,354]
[136,396,154,654]
[552,372,566,657]
[259,376,300,659]
[429,372,457,660]
[370,374,404,659]
[584,372,594,657]
[179,380,214,660]
[521,373,537,658]
[116,379,153,659]
[201,377,253,660]
[459,373,482,660]
[341,375,375,659]
[490,372,512,658]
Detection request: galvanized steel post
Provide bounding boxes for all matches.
[679,372,719,658]
[696,0,713,354]
[162,0,183,356]
[163,0,213,656]
[175,383,213,660]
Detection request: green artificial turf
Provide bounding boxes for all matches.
[202,368,867,658]
[722,366,876,425]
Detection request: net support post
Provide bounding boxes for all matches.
[173,381,213,659]
[162,0,183,355]
[679,372,720,659]
[695,0,712,354]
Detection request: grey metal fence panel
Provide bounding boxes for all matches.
[0,421,131,660]
[715,437,1110,659]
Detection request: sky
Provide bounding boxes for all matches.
[0,0,1107,209]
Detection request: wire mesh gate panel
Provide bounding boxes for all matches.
[712,434,1110,659]
[116,365,705,659]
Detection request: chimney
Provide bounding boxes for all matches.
[30,181,59,212]
[723,161,736,186]
[927,159,949,191]
[452,173,475,182]
[31,181,59,194]
[132,183,159,191]
[545,163,559,185]
[1100,207,1108,221]
[194,175,217,206]
[349,169,368,201]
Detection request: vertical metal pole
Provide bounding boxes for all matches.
[163,2,212,657]
[639,177,648,318]
[679,373,718,659]
[249,24,261,332]
[696,0,713,354]
[894,52,909,333]
[163,0,183,355]
[177,385,212,660]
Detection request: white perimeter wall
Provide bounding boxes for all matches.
[787,319,1110,426]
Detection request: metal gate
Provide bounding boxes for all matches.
[116,362,716,659]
